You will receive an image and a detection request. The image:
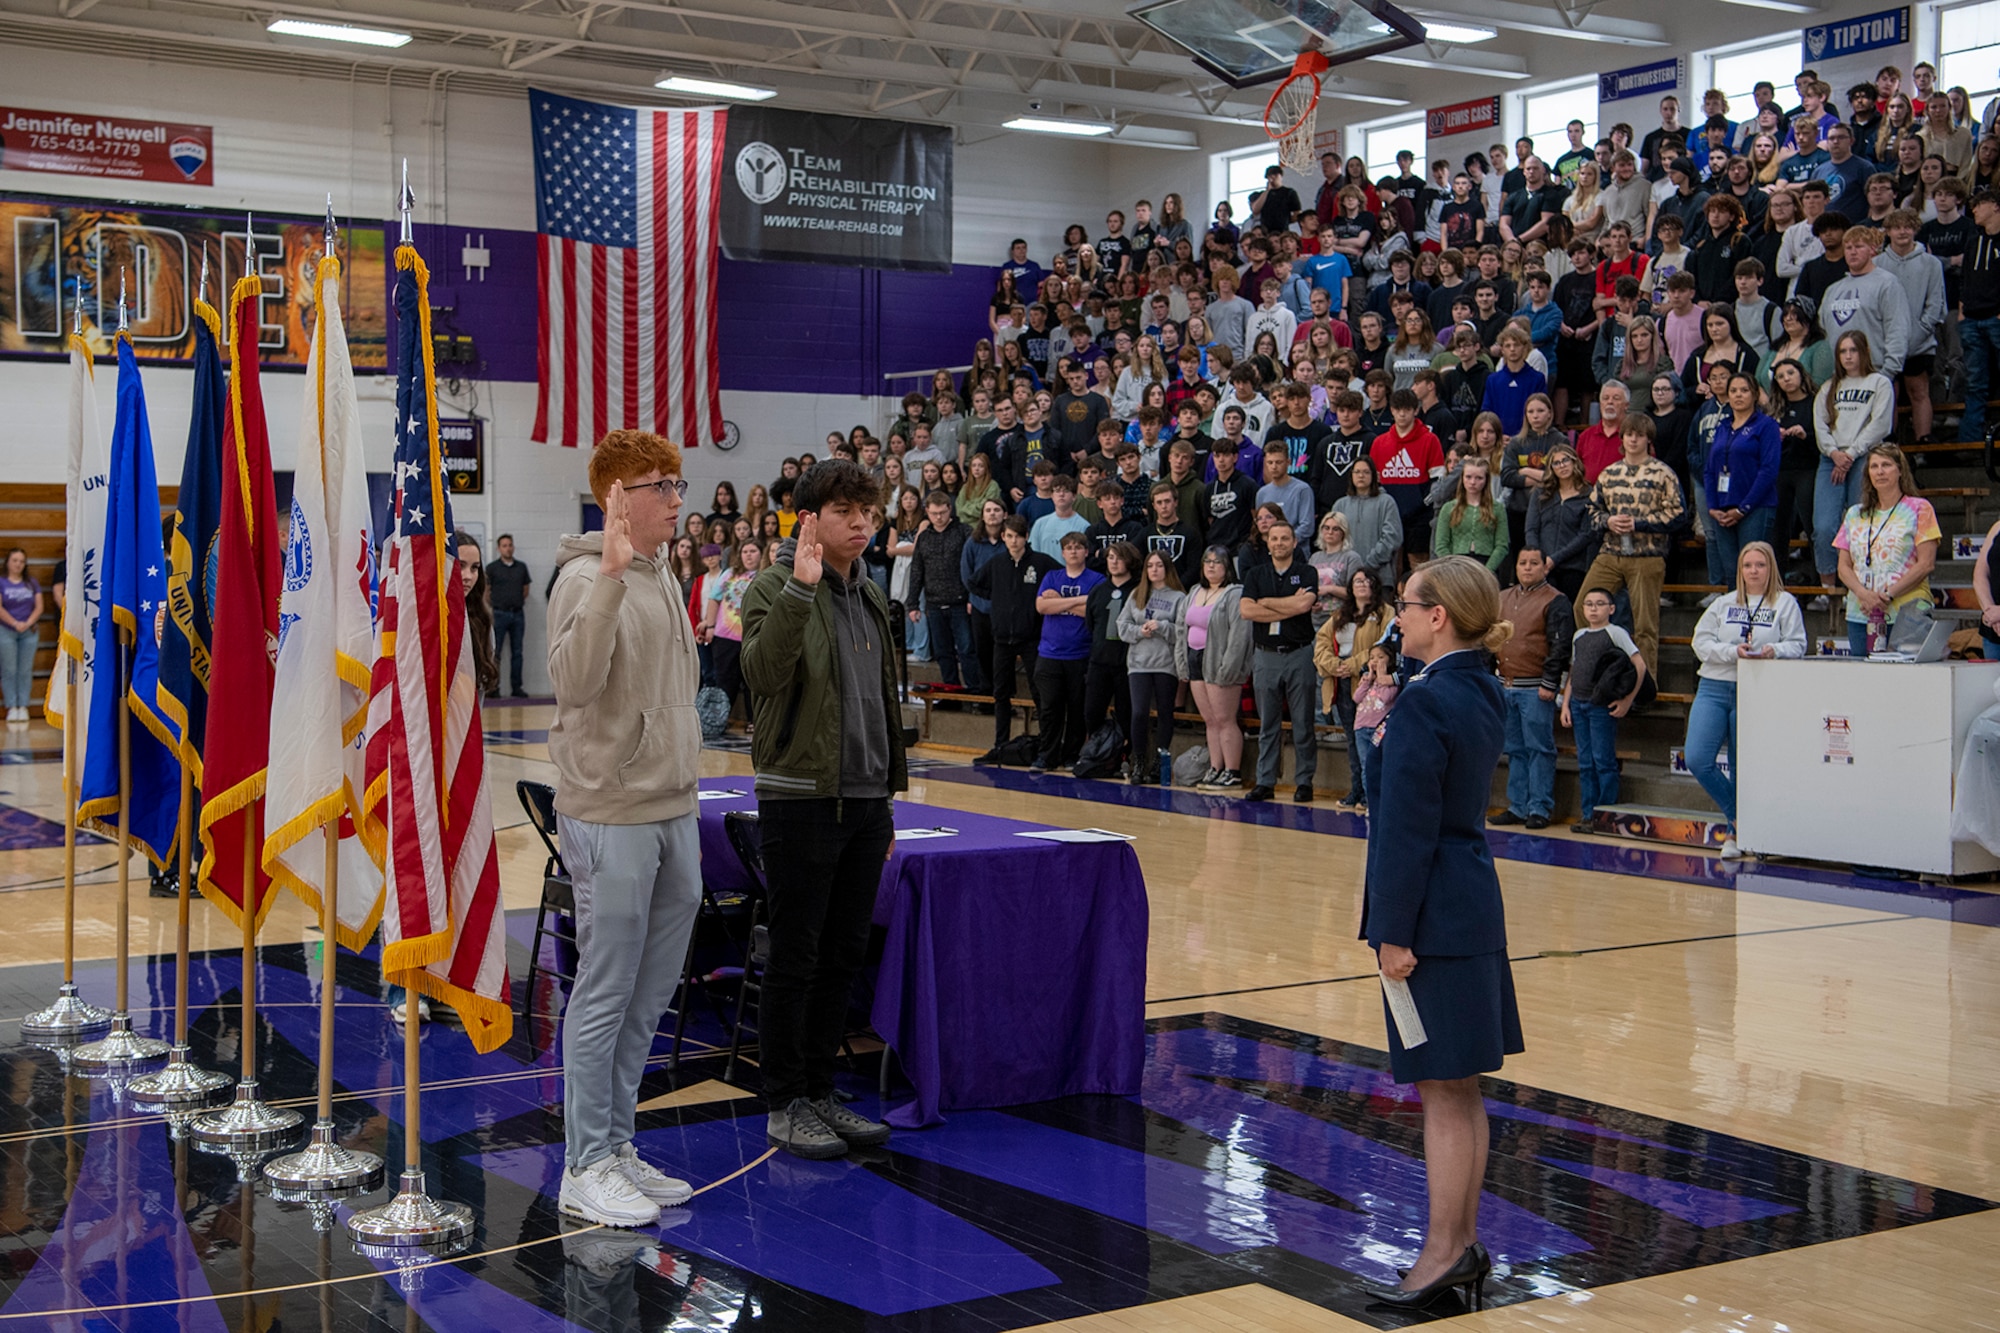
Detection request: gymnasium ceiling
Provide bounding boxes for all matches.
[0,0,1818,147]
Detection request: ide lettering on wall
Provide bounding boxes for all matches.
[0,194,388,367]
[0,106,214,186]
[721,107,953,272]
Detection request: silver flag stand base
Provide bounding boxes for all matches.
[70,1012,171,1073]
[19,982,112,1043]
[190,1080,305,1155]
[129,1046,234,1112]
[347,1168,473,1257]
[264,1120,385,1196]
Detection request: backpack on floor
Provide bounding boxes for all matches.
[991,733,1041,766]
[1171,744,1211,787]
[696,686,732,740]
[1070,722,1128,780]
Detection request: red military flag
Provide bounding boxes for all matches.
[197,274,282,931]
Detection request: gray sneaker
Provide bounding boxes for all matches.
[767,1097,848,1160]
[810,1096,891,1148]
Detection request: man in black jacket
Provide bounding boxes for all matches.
[1084,482,1147,572]
[1144,483,1203,588]
[1203,442,1260,556]
[966,516,1057,754]
[1050,360,1111,465]
[906,493,982,690]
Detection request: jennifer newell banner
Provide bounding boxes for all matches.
[0,106,214,186]
[721,107,952,272]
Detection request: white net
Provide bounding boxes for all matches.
[1267,73,1321,175]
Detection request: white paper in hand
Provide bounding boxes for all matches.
[1380,973,1428,1049]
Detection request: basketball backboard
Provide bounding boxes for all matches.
[1128,0,1425,89]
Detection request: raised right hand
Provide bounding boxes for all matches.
[793,512,825,586]
[600,482,634,581]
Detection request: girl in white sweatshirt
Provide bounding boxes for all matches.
[1685,539,1808,856]
[1810,331,1895,591]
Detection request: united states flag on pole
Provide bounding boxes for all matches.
[362,245,510,1053]
[530,89,726,450]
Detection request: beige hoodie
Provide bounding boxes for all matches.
[547,533,701,824]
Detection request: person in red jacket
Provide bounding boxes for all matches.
[1369,389,1446,574]
[1571,381,1632,482]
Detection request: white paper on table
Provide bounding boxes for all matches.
[697,788,750,800]
[893,827,960,840]
[1380,973,1429,1049]
[1015,828,1134,844]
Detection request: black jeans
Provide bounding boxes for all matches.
[1083,659,1131,746]
[1129,670,1177,758]
[969,609,995,693]
[711,637,745,719]
[756,797,895,1105]
[492,608,526,694]
[1034,656,1090,765]
[991,638,1038,745]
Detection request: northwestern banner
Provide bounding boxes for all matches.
[720,107,952,273]
[0,105,214,186]
[1803,7,1909,64]
[1599,58,1683,104]
[0,193,388,366]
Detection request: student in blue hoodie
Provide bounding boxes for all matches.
[1516,270,1562,366]
[1701,373,1783,585]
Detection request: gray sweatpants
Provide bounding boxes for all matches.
[1252,646,1318,790]
[557,810,703,1172]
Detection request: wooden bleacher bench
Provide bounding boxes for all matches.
[1916,486,1989,532]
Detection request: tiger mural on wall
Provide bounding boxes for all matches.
[0,195,388,366]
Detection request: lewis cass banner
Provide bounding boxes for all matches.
[721,107,952,273]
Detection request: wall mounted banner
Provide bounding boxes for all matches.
[1599,58,1684,104]
[1427,97,1500,139]
[0,106,215,186]
[720,107,952,272]
[0,193,387,366]
[1803,6,1910,63]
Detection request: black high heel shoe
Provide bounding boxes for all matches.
[1372,1243,1488,1311]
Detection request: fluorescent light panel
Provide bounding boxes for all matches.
[1713,0,1821,11]
[1004,117,1114,137]
[267,18,412,47]
[655,75,777,101]
[1419,21,1496,43]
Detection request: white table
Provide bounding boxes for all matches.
[1736,658,2000,877]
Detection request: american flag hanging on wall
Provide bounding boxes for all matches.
[530,88,726,450]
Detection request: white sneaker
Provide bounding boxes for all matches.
[559,1154,662,1228]
[615,1141,693,1207]
[1808,595,1830,611]
[6,707,24,722]
[1719,838,1744,859]
[1698,592,1723,608]
[391,996,431,1025]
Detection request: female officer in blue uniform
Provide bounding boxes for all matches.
[1360,555,1523,1312]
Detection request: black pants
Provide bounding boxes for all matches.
[756,797,895,1105]
[1129,670,1177,758]
[492,608,525,694]
[1034,657,1090,765]
[712,637,746,719]
[1549,565,1587,607]
[969,609,995,692]
[991,638,1038,745]
[1083,659,1131,746]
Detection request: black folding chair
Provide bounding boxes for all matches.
[514,780,576,1015]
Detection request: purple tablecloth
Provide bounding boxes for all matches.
[694,779,1148,1128]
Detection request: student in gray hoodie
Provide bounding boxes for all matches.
[546,430,704,1229]
[1819,226,1911,377]
[1875,209,1948,443]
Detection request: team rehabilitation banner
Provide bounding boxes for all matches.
[720,107,952,272]
[0,193,387,367]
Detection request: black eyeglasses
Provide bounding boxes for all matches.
[1393,598,1438,613]
[625,477,689,501]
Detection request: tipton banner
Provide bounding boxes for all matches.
[721,107,952,272]
[0,105,215,186]
[0,193,388,367]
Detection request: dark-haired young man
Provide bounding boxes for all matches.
[1084,482,1147,572]
[741,461,908,1161]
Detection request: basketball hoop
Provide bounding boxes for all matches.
[1264,50,1331,175]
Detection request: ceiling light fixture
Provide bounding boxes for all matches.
[1418,20,1496,43]
[1712,0,1822,12]
[267,18,413,47]
[1003,117,1115,137]
[654,75,778,101]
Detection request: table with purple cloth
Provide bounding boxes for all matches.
[694,778,1148,1128]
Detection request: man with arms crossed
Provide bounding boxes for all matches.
[741,461,907,1159]
[548,430,704,1227]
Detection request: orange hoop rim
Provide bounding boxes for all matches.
[1263,50,1331,137]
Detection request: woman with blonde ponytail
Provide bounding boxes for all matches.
[1359,555,1520,1315]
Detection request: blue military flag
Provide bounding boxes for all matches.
[77,336,183,865]
[158,298,226,785]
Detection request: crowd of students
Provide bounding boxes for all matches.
[637,58,2000,838]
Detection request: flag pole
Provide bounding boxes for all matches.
[348,164,472,1258]
[264,824,383,1195]
[22,289,112,1046]
[71,636,170,1072]
[128,759,233,1113]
